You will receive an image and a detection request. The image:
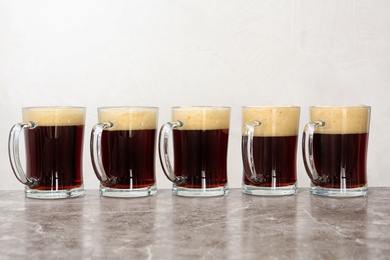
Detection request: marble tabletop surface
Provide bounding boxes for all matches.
[0,188,389,259]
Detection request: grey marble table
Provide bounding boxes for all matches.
[0,188,389,259]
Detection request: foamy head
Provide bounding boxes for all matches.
[310,106,370,134]
[98,107,158,130]
[172,107,230,130]
[242,106,300,136]
[22,107,86,126]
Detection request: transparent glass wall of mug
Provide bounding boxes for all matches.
[242,106,300,196]
[159,106,230,197]
[90,107,158,197]
[302,105,371,197]
[8,107,86,199]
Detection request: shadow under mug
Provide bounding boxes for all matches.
[90,107,158,197]
[8,107,86,199]
[241,106,300,196]
[302,105,371,197]
[159,106,230,197]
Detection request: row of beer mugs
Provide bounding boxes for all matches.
[8,105,371,199]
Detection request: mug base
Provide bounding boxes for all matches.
[242,183,297,196]
[172,184,229,197]
[100,184,157,198]
[25,185,84,199]
[310,183,368,197]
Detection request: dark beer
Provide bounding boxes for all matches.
[173,129,229,188]
[25,125,84,190]
[101,129,156,189]
[306,106,371,196]
[242,135,298,187]
[312,133,369,188]
[241,106,300,194]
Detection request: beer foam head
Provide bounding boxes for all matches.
[242,106,300,136]
[98,107,158,130]
[23,107,85,126]
[172,107,230,130]
[310,105,370,134]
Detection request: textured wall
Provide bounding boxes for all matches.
[1,0,389,190]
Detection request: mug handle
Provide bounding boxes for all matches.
[241,121,264,184]
[8,121,39,187]
[90,122,117,185]
[158,121,186,184]
[302,120,325,183]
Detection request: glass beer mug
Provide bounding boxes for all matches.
[242,106,300,196]
[90,107,158,197]
[159,106,230,197]
[302,105,371,197]
[8,107,86,199]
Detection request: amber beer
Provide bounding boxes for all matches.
[306,106,371,196]
[93,107,158,197]
[242,106,300,195]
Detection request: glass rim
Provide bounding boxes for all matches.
[242,105,300,109]
[310,105,371,109]
[172,106,230,110]
[98,106,158,111]
[22,106,86,111]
